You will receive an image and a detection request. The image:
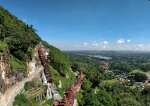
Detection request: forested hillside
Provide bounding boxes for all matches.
[0,6,70,93]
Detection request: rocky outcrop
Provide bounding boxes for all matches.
[0,48,10,93]
[0,46,39,94]
[0,75,7,93]
[26,58,37,77]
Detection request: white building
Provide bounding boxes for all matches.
[42,72,47,84]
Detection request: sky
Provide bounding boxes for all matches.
[1,0,150,50]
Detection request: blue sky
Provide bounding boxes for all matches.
[1,0,150,50]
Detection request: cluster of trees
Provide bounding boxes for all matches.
[24,81,36,91]
[77,80,150,106]
[139,63,150,72]
[133,72,148,82]
[13,93,31,106]
[110,62,132,73]
[0,6,41,61]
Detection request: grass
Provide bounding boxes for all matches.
[10,55,26,72]
[130,85,136,89]
[102,79,118,84]
[44,99,53,106]
[130,69,150,74]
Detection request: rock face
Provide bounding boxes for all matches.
[0,73,7,93]
[0,48,10,93]
[27,58,37,77]
[16,73,24,82]
[26,47,39,77]
[8,76,16,85]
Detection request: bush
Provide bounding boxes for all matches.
[13,93,31,106]
[142,86,150,95]
[134,72,148,82]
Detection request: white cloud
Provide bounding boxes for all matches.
[116,38,124,44]
[103,41,108,45]
[92,41,99,46]
[93,43,99,46]
[83,42,88,47]
[56,39,150,51]
[137,44,144,48]
[91,40,109,50]
[127,39,131,43]
[99,41,109,49]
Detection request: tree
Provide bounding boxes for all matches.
[13,93,31,106]
[142,86,150,95]
[83,92,99,106]
[133,72,148,82]
[81,78,92,92]
[118,97,142,106]
[97,89,116,106]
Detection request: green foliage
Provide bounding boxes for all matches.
[83,92,99,106]
[130,79,136,86]
[26,47,34,60]
[13,93,31,106]
[0,6,41,61]
[139,63,150,72]
[110,62,132,73]
[45,99,53,106]
[10,55,26,75]
[85,68,104,87]
[142,86,150,95]
[71,63,80,71]
[0,40,6,52]
[97,90,116,106]
[118,98,142,106]
[50,65,76,97]
[67,51,150,106]
[42,41,70,75]
[133,72,148,82]
[24,81,35,91]
[76,90,84,106]
[81,78,92,92]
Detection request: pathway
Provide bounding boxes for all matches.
[0,66,43,106]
